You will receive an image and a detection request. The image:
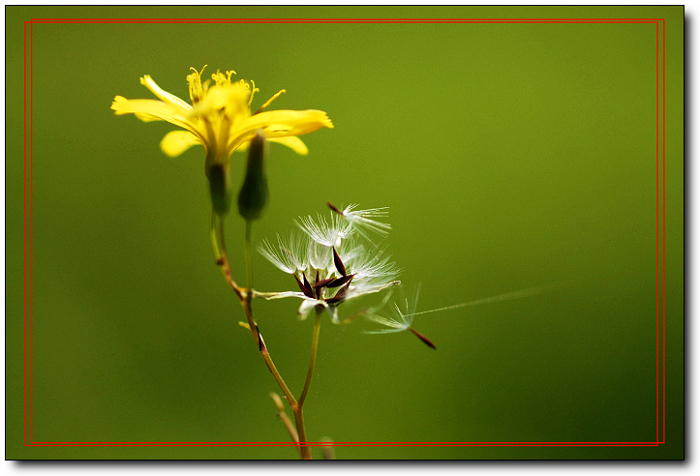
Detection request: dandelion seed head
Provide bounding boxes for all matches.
[261,202,399,324]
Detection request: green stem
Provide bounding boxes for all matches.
[299,309,323,408]
[244,220,254,307]
[240,220,262,349]
[209,212,221,257]
[293,307,323,460]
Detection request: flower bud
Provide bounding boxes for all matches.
[208,163,232,217]
[237,131,269,221]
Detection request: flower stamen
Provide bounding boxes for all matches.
[187,65,207,103]
[211,69,237,87]
[256,89,287,114]
[248,80,260,107]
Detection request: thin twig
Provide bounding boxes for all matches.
[270,392,300,454]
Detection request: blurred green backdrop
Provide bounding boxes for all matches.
[6,6,684,460]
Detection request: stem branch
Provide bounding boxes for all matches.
[270,392,300,450]
[213,213,318,460]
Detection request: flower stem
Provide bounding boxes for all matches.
[299,308,323,408]
[244,220,254,307]
[257,330,296,404]
[241,219,311,459]
[294,408,310,459]
[210,212,244,300]
[240,219,262,350]
[292,307,323,460]
[214,215,316,459]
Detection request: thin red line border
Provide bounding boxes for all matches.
[21,17,668,450]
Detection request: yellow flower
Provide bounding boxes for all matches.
[111,66,333,174]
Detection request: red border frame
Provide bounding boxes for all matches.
[22,17,667,450]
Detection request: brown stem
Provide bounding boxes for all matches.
[294,407,311,460]
[210,212,244,300]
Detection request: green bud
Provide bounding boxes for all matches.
[208,163,232,217]
[237,131,269,221]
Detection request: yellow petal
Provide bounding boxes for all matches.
[134,112,162,123]
[228,109,332,152]
[111,96,203,140]
[160,130,201,158]
[233,136,307,155]
[112,96,165,122]
[235,140,250,152]
[254,109,334,136]
[268,136,309,155]
[140,75,192,110]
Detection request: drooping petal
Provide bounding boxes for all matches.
[160,130,202,158]
[268,136,309,155]
[140,75,192,110]
[234,140,250,152]
[235,136,308,156]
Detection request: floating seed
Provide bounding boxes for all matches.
[409,327,437,350]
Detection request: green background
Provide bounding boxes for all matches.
[5,6,684,460]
